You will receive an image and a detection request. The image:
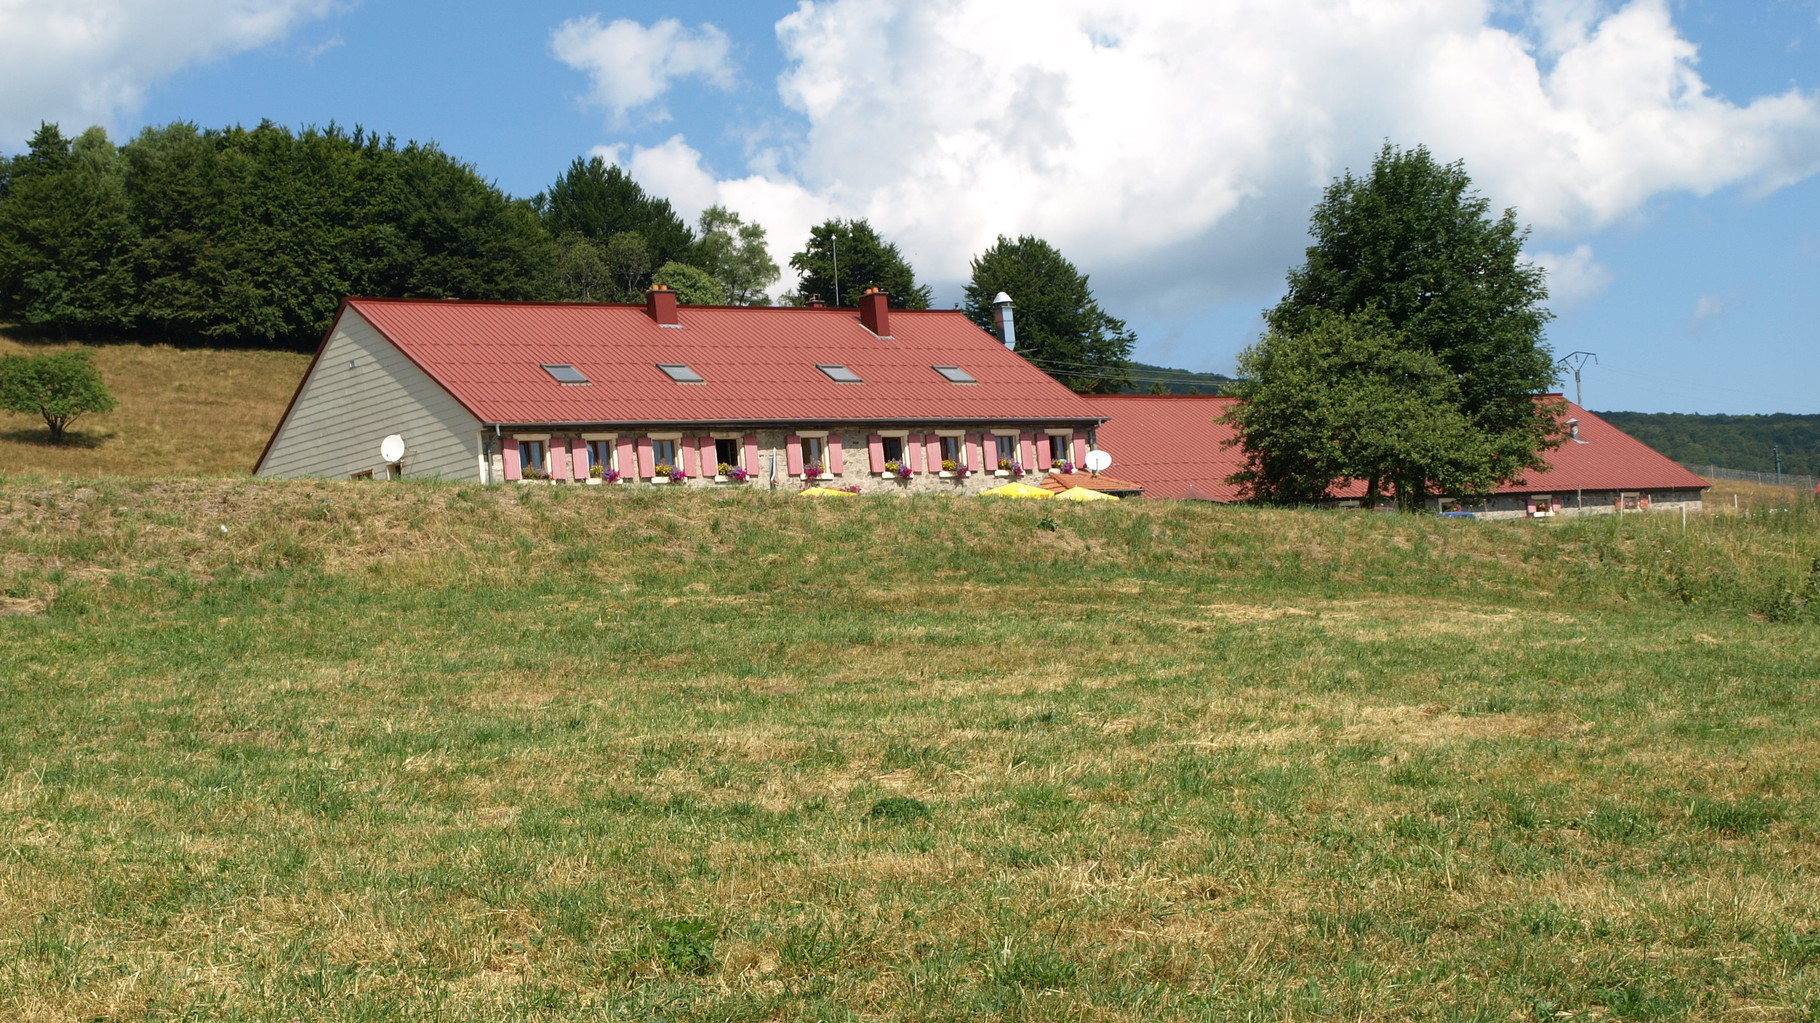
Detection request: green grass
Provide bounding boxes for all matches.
[2,476,1818,1021]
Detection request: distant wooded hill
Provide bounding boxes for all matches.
[1595,412,1820,477]
[1120,362,1234,395]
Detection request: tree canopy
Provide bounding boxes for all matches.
[788,219,931,309]
[0,121,554,347]
[0,347,117,441]
[961,235,1134,394]
[536,157,693,296]
[1230,143,1561,508]
[692,206,778,305]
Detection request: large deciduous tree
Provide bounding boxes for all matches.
[788,219,931,309]
[1230,143,1561,508]
[537,157,693,296]
[691,205,777,305]
[0,125,138,334]
[961,235,1134,394]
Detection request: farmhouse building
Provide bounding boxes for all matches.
[1080,394,1708,517]
[255,289,1105,493]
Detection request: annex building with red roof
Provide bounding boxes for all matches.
[255,288,1106,492]
[1081,394,1708,518]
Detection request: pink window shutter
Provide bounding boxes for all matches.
[1072,436,1088,467]
[926,435,943,471]
[1020,433,1037,469]
[700,437,718,475]
[743,436,759,474]
[636,437,655,478]
[964,434,983,470]
[550,438,572,480]
[502,437,522,481]
[868,434,885,472]
[572,438,589,477]
[785,435,804,475]
[828,435,844,474]
[615,438,635,477]
[681,438,699,477]
[906,434,924,473]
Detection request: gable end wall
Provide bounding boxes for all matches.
[257,311,481,480]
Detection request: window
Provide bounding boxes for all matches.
[542,364,588,384]
[881,436,904,464]
[650,439,678,475]
[587,440,613,473]
[932,365,976,384]
[817,364,863,383]
[657,363,704,383]
[520,440,548,478]
[715,438,741,472]
[1530,495,1554,517]
[800,436,827,475]
[939,436,962,471]
[1620,492,1642,510]
[994,435,1017,470]
[1047,435,1069,466]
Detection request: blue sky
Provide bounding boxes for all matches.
[1,0,1816,414]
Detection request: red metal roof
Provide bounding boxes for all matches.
[1083,394,1710,500]
[343,298,1102,426]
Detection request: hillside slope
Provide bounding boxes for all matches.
[2,478,1816,1021]
[0,337,307,476]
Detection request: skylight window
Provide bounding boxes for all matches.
[932,365,977,384]
[541,364,589,384]
[817,364,863,383]
[657,363,704,383]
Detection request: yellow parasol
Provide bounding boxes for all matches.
[1055,486,1119,501]
[978,481,1056,499]
[797,486,858,497]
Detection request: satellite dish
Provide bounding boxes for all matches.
[379,434,406,463]
[1084,449,1112,473]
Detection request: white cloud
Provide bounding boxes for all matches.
[610,0,1820,324]
[1528,244,1615,308]
[551,16,735,126]
[1689,292,1730,333]
[0,0,338,149]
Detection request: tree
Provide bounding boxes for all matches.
[651,261,725,305]
[0,348,117,441]
[536,157,693,287]
[788,219,931,309]
[1234,143,1561,507]
[691,205,777,305]
[0,124,138,333]
[961,235,1134,394]
[1225,310,1517,510]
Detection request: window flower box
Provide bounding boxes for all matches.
[717,463,753,483]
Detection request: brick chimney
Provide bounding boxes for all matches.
[858,288,890,336]
[645,285,680,326]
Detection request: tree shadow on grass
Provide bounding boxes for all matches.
[0,426,109,449]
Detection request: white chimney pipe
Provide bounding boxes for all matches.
[991,292,1016,350]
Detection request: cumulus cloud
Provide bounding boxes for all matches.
[1528,244,1615,308]
[604,0,1820,326]
[0,0,337,149]
[552,16,735,125]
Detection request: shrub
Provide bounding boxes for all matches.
[0,349,117,442]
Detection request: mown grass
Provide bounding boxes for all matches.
[0,336,307,476]
[2,477,1818,1022]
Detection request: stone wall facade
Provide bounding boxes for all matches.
[487,426,1092,497]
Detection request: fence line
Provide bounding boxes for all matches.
[1683,463,1819,493]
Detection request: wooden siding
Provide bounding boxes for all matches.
[257,310,482,480]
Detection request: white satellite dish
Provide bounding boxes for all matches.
[1084,449,1112,473]
[379,434,406,463]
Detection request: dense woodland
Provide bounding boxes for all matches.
[1595,412,1820,476]
[0,121,781,350]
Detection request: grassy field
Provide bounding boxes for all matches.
[2,475,1817,1022]
[0,336,308,476]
